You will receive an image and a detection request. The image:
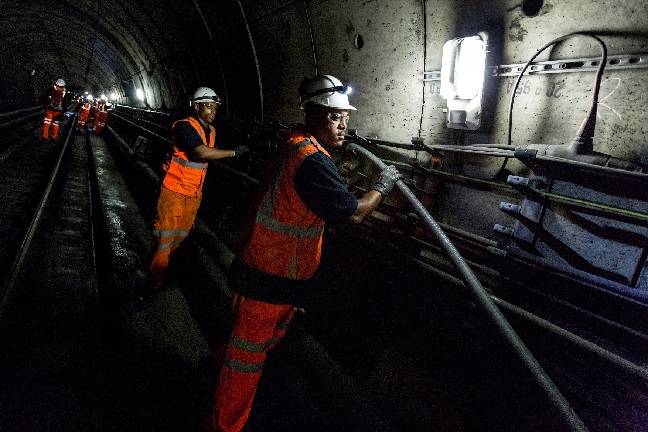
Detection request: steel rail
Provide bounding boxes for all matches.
[0,105,43,121]
[0,109,45,130]
[0,113,77,322]
[349,142,589,432]
[393,244,648,384]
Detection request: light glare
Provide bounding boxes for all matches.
[135,88,145,101]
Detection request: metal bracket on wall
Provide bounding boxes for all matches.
[423,52,648,81]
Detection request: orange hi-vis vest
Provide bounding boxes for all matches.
[162,116,215,197]
[240,132,330,280]
[49,86,65,111]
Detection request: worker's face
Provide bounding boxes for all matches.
[313,109,350,148]
[195,102,218,124]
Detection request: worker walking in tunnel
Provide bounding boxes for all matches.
[92,96,108,134]
[143,87,249,299]
[208,75,401,432]
[40,78,66,141]
[77,94,93,129]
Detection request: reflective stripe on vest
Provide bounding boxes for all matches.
[162,117,215,197]
[171,156,207,170]
[240,133,329,280]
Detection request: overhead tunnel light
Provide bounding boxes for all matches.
[110,92,118,101]
[440,33,488,130]
[135,88,145,101]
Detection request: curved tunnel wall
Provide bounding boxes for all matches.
[2,0,647,163]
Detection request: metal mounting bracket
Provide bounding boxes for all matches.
[424,52,648,81]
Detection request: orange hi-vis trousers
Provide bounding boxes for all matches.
[209,294,294,432]
[148,186,202,289]
[41,109,62,140]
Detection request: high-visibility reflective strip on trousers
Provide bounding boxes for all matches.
[209,294,294,432]
[147,187,202,289]
[41,109,61,139]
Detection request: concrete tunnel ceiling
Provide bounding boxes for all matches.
[2,0,436,140]
[0,0,245,113]
[3,0,648,151]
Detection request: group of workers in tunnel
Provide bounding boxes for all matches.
[40,79,111,141]
[135,75,401,432]
[76,93,108,133]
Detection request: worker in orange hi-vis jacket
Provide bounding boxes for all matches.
[41,79,66,141]
[77,94,93,129]
[142,86,249,301]
[93,96,108,134]
[207,75,401,432]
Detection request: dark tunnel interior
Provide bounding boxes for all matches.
[1,1,648,431]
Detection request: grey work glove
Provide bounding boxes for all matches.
[232,145,250,157]
[372,165,401,197]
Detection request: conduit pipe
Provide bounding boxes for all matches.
[347,142,589,432]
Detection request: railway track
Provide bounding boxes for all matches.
[0,115,105,430]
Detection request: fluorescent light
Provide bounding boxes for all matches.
[454,37,486,99]
[441,36,486,100]
[135,88,145,101]
[440,33,488,130]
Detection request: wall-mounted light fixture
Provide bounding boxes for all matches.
[440,33,488,130]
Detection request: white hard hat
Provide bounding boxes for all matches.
[299,75,356,110]
[191,86,221,105]
[55,78,66,87]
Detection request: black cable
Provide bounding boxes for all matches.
[499,32,607,174]
[348,141,589,432]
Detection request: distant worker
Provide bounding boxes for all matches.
[143,87,249,299]
[208,75,401,432]
[77,94,93,129]
[93,96,108,134]
[41,78,66,141]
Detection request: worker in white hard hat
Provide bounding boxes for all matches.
[143,86,249,300]
[92,95,108,134]
[77,94,94,129]
[41,78,66,141]
[208,75,401,432]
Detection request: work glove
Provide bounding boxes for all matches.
[232,145,250,157]
[372,165,401,197]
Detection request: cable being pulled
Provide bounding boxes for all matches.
[347,141,589,432]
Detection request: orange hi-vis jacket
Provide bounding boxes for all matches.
[162,116,215,197]
[49,85,65,111]
[240,132,329,281]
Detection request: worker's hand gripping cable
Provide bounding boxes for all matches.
[372,165,401,197]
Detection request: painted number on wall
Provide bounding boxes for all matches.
[505,79,565,98]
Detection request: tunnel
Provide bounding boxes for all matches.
[1,0,648,431]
